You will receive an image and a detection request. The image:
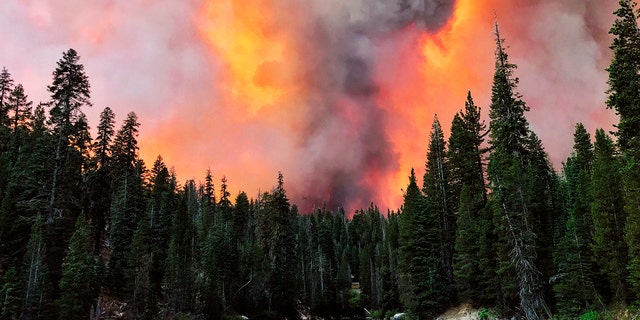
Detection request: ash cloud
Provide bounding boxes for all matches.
[0,0,622,213]
[0,0,457,213]
[288,0,457,211]
[397,0,457,30]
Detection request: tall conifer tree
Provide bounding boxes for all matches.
[58,215,98,319]
[0,67,15,132]
[399,169,448,318]
[47,48,91,222]
[86,107,116,253]
[449,92,492,304]
[553,123,598,317]
[261,173,298,319]
[108,113,145,294]
[164,181,197,314]
[606,0,640,301]
[45,48,92,297]
[606,0,640,153]
[7,84,32,134]
[592,129,628,301]
[487,21,551,319]
[20,215,54,319]
[423,115,455,302]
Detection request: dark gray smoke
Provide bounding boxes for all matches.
[0,0,619,214]
[397,0,457,30]
[289,0,457,212]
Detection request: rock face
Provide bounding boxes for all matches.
[437,303,480,320]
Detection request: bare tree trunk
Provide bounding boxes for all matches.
[20,238,43,320]
[501,187,551,320]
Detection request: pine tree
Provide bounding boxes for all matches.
[355,205,386,311]
[592,129,628,301]
[94,107,115,169]
[31,103,47,135]
[203,210,237,318]
[606,0,640,302]
[553,212,588,317]
[0,103,54,274]
[298,214,313,312]
[202,169,216,225]
[20,215,54,319]
[58,214,98,319]
[45,49,92,292]
[448,92,487,208]
[86,107,116,253]
[606,0,640,154]
[218,176,232,222]
[0,265,21,319]
[398,169,448,318]
[422,115,455,303]
[71,113,92,172]
[274,177,299,319]
[203,169,216,205]
[626,167,640,301]
[7,84,32,134]
[46,48,91,221]
[164,180,197,314]
[127,212,153,319]
[380,210,401,315]
[0,69,12,212]
[448,91,492,304]
[258,173,298,319]
[146,156,176,307]
[111,112,140,174]
[233,191,250,237]
[524,132,557,296]
[552,123,598,317]
[315,209,338,315]
[108,160,146,295]
[454,186,483,303]
[0,67,15,130]
[564,124,596,256]
[487,21,551,319]
[108,113,143,293]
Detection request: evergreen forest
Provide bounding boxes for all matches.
[1,1,640,319]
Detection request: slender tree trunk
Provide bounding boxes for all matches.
[21,238,43,320]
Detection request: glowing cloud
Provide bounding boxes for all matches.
[0,0,619,213]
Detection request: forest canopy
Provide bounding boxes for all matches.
[1,1,640,319]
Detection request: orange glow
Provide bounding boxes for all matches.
[375,0,495,209]
[146,0,503,212]
[3,0,619,214]
[136,0,311,205]
[199,0,303,115]
[186,0,500,212]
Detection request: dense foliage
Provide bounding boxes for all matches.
[0,2,639,319]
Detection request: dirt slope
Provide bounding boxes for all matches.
[437,303,480,320]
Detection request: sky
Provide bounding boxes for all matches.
[0,0,619,213]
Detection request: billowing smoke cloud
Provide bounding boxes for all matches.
[0,0,620,213]
[279,0,457,211]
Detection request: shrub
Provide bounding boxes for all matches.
[478,308,494,320]
[579,310,601,320]
[370,309,384,319]
[348,289,361,307]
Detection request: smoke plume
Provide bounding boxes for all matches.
[0,0,620,212]
[295,0,456,210]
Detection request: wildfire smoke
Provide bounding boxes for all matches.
[0,0,618,212]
